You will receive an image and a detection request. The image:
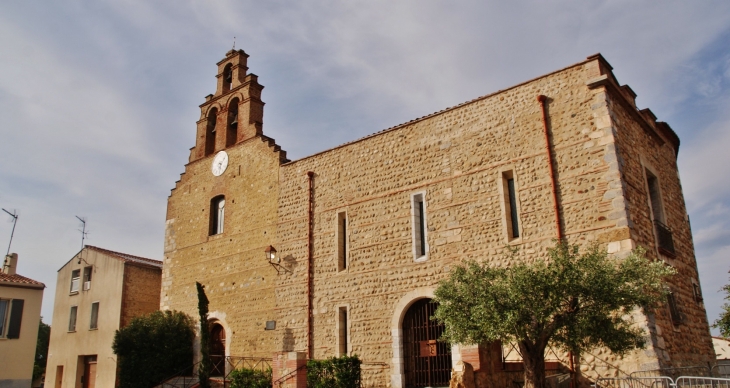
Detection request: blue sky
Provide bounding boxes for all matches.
[0,1,729,336]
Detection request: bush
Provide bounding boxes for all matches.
[306,355,361,388]
[229,368,272,388]
[112,310,195,388]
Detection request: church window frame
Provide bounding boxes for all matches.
[411,191,429,262]
[210,195,225,236]
[336,210,348,272]
[499,169,522,242]
[337,305,351,356]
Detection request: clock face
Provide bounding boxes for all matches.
[211,151,229,176]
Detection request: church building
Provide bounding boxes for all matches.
[161,50,716,387]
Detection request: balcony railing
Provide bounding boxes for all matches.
[654,220,675,256]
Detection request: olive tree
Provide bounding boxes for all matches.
[433,242,675,388]
[713,274,730,337]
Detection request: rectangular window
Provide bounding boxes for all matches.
[83,267,92,291]
[90,302,99,330]
[0,299,8,337]
[646,170,665,223]
[667,292,681,325]
[6,299,23,339]
[210,196,225,235]
[70,269,80,293]
[337,211,348,271]
[69,306,78,332]
[338,306,349,356]
[692,282,703,303]
[502,171,520,240]
[411,193,428,260]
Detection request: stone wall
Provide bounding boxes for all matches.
[120,263,162,327]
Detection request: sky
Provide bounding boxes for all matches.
[0,1,729,336]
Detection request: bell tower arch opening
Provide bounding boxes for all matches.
[226,98,239,147]
[222,63,233,93]
[205,108,218,156]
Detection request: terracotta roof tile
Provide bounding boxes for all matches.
[86,245,163,268]
[0,272,45,288]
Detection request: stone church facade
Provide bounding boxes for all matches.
[161,50,716,387]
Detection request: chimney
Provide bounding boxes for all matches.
[3,253,18,275]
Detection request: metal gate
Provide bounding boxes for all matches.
[402,298,452,388]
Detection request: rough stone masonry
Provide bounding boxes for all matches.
[162,50,716,387]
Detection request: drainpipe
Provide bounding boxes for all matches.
[306,171,315,360]
[537,95,563,241]
[538,95,573,387]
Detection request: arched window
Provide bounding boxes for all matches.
[210,196,225,235]
[226,98,239,147]
[222,64,233,92]
[205,108,218,156]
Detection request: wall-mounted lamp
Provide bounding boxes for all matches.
[265,246,289,274]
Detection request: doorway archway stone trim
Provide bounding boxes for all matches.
[390,288,437,388]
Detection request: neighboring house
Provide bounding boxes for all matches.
[162,51,716,387]
[0,253,45,388]
[44,246,162,388]
[715,336,730,361]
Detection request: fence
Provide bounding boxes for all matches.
[594,376,730,388]
[157,356,272,388]
[713,364,730,379]
[630,366,712,381]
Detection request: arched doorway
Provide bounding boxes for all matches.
[402,298,452,388]
[209,322,226,376]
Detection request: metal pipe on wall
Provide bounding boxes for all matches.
[537,95,563,241]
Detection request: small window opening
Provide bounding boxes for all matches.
[502,171,520,240]
[1,299,23,339]
[337,212,348,271]
[692,282,703,303]
[646,170,665,223]
[223,64,233,92]
[226,99,239,147]
[90,302,99,330]
[82,267,92,291]
[205,108,218,156]
[70,270,80,293]
[667,291,681,325]
[210,196,225,235]
[338,306,349,356]
[412,193,428,259]
[69,306,78,332]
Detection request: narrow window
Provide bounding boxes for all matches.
[70,270,80,293]
[6,299,24,339]
[210,196,225,235]
[502,171,520,240]
[337,211,348,271]
[0,299,8,337]
[692,282,703,303]
[226,99,239,147]
[90,302,99,330]
[69,306,78,332]
[412,193,428,260]
[222,63,233,92]
[646,170,665,223]
[338,306,349,356]
[667,292,681,325]
[83,266,92,291]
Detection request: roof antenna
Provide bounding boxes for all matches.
[232,36,236,50]
[2,208,18,256]
[76,216,88,250]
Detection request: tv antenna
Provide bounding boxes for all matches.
[2,208,18,257]
[76,216,88,250]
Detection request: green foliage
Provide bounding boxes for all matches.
[713,279,730,338]
[433,242,675,388]
[33,318,50,381]
[306,355,362,388]
[228,368,272,388]
[112,310,195,388]
[196,281,211,388]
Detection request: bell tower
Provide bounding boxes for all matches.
[190,49,265,162]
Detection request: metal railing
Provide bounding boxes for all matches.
[654,220,675,256]
[157,356,272,388]
[713,364,730,379]
[273,364,308,388]
[594,376,730,388]
[631,366,712,381]
[546,373,572,388]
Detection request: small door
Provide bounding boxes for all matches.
[83,356,97,388]
[55,366,63,388]
[402,299,452,388]
[209,323,226,376]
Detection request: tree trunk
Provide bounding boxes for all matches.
[520,341,546,388]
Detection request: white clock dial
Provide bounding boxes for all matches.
[211,151,229,176]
